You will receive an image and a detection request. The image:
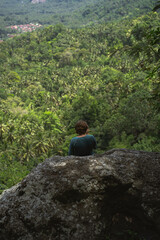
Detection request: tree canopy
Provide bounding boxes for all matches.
[0,10,160,193]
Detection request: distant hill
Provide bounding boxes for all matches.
[0,0,158,38]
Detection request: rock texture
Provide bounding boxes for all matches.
[31,0,46,4]
[0,149,160,240]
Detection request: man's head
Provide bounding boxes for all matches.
[75,120,88,135]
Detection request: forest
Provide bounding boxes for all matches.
[0,0,158,39]
[0,2,160,193]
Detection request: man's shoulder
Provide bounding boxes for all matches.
[87,134,95,138]
[71,136,78,142]
[86,135,96,141]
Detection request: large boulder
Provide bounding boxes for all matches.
[0,149,160,240]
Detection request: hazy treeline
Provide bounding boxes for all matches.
[0,0,158,38]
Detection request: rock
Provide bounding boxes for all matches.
[31,0,46,4]
[0,149,160,240]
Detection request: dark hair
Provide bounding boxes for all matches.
[75,120,88,135]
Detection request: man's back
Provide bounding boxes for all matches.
[69,135,96,156]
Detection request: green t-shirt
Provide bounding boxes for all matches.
[68,135,96,156]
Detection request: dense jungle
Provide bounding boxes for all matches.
[0,0,160,193]
[0,0,158,38]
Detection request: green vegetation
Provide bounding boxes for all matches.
[0,8,160,193]
[0,0,158,39]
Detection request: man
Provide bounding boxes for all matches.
[69,120,96,156]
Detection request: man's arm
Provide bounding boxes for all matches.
[93,136,97,149]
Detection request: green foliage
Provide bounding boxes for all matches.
[109,132,134,149]
[132,134,160,152]
[0,158,29,193]
[0,0,157,39]
[152,1,160,11]
[0,11,160,193]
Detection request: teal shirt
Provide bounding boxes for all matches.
[69,135,96,156]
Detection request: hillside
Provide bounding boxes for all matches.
[0,0,158,38]
[0,11,160,192]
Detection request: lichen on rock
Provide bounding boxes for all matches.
[0,149,160,240]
